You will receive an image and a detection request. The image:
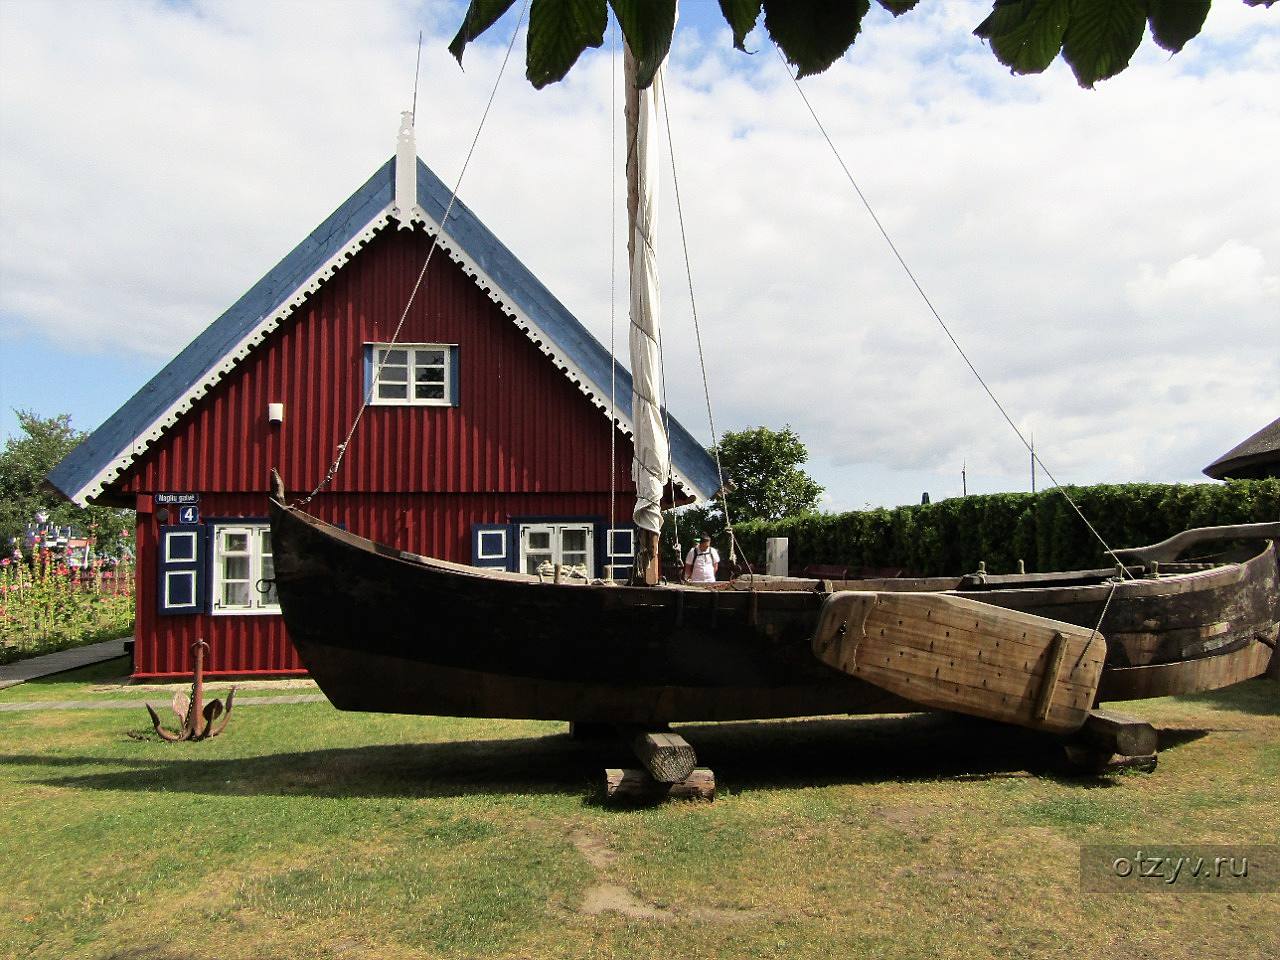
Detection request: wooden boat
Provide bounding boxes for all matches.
[269,501,1278,733]
[269,41,1277,743]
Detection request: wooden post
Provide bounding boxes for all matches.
[638,529,660,586]
[628,729,697,783]
[604,767,715,802]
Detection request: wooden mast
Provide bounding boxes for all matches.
[623,45,666,586]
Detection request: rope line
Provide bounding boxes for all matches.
[773,43,1129,578]
[608,20,618,570]
[298,1,528,505]
[656,74,750,573]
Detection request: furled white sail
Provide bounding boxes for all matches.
[626,50,669,538]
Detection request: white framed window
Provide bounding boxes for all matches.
[163,569,199,610]
[519,523,594,578]
[164,530,199,563]
[212,523,279,615]
[604,527,635,581]
[476,528,508,561]
[367,343,456,406]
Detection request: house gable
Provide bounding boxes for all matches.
[48,155,720,506]
[111,227,641,497]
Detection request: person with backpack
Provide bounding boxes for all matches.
[683,533,720,583]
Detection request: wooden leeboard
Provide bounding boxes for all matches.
[811,591,1107,734]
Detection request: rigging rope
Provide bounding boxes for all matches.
[657,74,749,573]
[772,43,1130,579]
[297,0,529,506]
[608,20,618,574]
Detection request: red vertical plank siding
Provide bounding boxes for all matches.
[114,228,643,677]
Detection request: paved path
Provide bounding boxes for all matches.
[0,637,131,691]
[0,693,330,712]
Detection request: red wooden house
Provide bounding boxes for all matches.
[49,120,719,678]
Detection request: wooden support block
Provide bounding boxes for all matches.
[1076,708,1158,757]
[628,730,697,783]
[1063,744,1158,774]
[604,767,715,803]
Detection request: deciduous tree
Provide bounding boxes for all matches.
[450,0,1273,92]
[0,411,132,559]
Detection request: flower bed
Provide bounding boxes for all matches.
[0,548,134,665]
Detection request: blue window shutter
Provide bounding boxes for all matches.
[158,525,204,616]
[449,346,460,406]
[471,523,512,569]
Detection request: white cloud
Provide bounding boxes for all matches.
[1,0,1277,511]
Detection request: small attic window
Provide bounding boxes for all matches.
[365,343,459,407]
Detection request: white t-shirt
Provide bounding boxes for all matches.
[685,545,720,583]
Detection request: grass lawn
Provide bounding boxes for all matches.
[1,661,1276,960]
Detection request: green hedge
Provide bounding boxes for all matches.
[731,480,1280,576]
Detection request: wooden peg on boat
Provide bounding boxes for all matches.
[604,767,715,803]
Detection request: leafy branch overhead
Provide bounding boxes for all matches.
[451,0,1273,90]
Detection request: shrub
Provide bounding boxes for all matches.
[732,480,1280,576]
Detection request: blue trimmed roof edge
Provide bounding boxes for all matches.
[48,155,720,505]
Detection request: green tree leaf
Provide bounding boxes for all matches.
[1147,0,1211,53]
[717,0,763,51]
[526,0,607,89]
[764,0,872,79]
[608,0,678,88]
[448,0,519,65]
[876,0,921,15]
[1061,0,1147,88]
[973,0,1072,76]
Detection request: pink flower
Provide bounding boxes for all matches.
[0,558,8,566]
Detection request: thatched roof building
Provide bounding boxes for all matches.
[1203,416,1280,480]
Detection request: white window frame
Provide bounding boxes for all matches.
[211,523,280,616]
[519,523,594,578]
[164,530,199,563]
[476,528,508,561]
[604,527,635,581]
[163,569,199,611]
[367,342,456,407]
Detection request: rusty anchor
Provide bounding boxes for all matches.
[145,639,236,741]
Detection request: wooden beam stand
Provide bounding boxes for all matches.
[604,767,715,803]
[627,730,697,783]
[1076,708,1158,757]
[1062,744,1158,774]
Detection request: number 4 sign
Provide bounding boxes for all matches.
[178,505,200,525]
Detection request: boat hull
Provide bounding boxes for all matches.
[270,503,1278,722]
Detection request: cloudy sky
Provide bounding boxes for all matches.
[2,0,1276,511]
